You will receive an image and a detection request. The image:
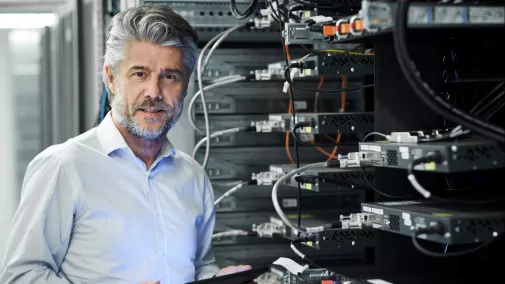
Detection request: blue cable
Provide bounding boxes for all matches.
[444,244,449,253]
[99,86,108,122]
[450,49,459,79]
[445,177,452,189]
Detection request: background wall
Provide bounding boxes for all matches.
[0,28,42,262]
[0,29,18,263]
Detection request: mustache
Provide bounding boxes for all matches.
[133,100,170,112]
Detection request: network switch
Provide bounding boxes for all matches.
[358,140,505,173]
[361,200,505,245]
[255,112,374,134]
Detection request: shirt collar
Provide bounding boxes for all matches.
[97,112,177,158]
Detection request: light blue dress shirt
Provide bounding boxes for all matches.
[0,113,219,284]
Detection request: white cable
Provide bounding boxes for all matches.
[271,162,328,234]
[213,180,243,187]
[212,230,249,239]
[214,181,247,206]
[196,24,245,169]
[362,131,388,142]
[203,25,244,70]
[407,174,432,198]
[290,242,306,259]
[188,76,246,133]
[207,75,243,84]
[192,127,244,158]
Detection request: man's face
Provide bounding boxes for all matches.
[105,41,187,141]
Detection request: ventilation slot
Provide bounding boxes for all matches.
[389,215,401,231]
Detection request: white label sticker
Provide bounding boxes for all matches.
[370,145,381,152]
[372,208,384,215]
[294,101,308,110]
[368,279,394,284]
[402,212,411,220]
[373,223,382,229]
[363,206,372,212]
[404,219,412,227]
[268,115,283,121]
[401,152,409,160]
[360,144,370,151]
[269,167,284,174]
[399,146,409,153]
[282,198,298,208]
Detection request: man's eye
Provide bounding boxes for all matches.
[134,72,145,77]
[164,74,179,81]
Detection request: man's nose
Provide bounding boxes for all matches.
[145,77,162,99]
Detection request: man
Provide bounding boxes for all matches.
[0,4,250,284]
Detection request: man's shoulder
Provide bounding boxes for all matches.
[31,128,99,170]
[172,149,207,179]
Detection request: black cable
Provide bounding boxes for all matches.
[412,229,495,258]
[266,0,281,23]
[275,7,304,255]
[291,238,322,268]
[272,0,289,23]
[292,0,349,10]
[393,0,505,144]
[470,81,504,115]
[361,166,413,199]
[475,90,505,117]
[285,64,375,93]
[230,0,258,19]
[485,94,505,120]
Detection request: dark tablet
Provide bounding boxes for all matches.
[185,267,269,284]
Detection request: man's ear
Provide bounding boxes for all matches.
[105,65,117,94]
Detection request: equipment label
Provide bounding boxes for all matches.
[372,208,384,215]
[282,198,298,208]
[370,145,381,152]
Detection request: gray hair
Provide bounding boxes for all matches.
[103,4,198,96]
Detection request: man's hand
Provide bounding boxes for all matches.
[140,281,160,284]
[215,265,252,277]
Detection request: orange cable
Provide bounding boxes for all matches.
[303,76,348,160]
[284,41,295,164]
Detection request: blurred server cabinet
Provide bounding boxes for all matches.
[40,0,105,150]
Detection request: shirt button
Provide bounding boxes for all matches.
[155,212,159,216]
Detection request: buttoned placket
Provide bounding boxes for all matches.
[147,161,169,284]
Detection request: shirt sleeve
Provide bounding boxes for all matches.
[194,176,220,280]
[0,154,75,283]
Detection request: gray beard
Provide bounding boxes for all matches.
[110,92,183,141]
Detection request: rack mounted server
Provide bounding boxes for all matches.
[359,139,505,173]
[361,200,505,245]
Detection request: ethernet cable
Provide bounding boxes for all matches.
[214,180,257,207]
[290,235,322,268]
[188,75,246,134]
[196,24,247,168]
[212,230,254,239]
[271,161,342,234]
[192,127,245,158]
